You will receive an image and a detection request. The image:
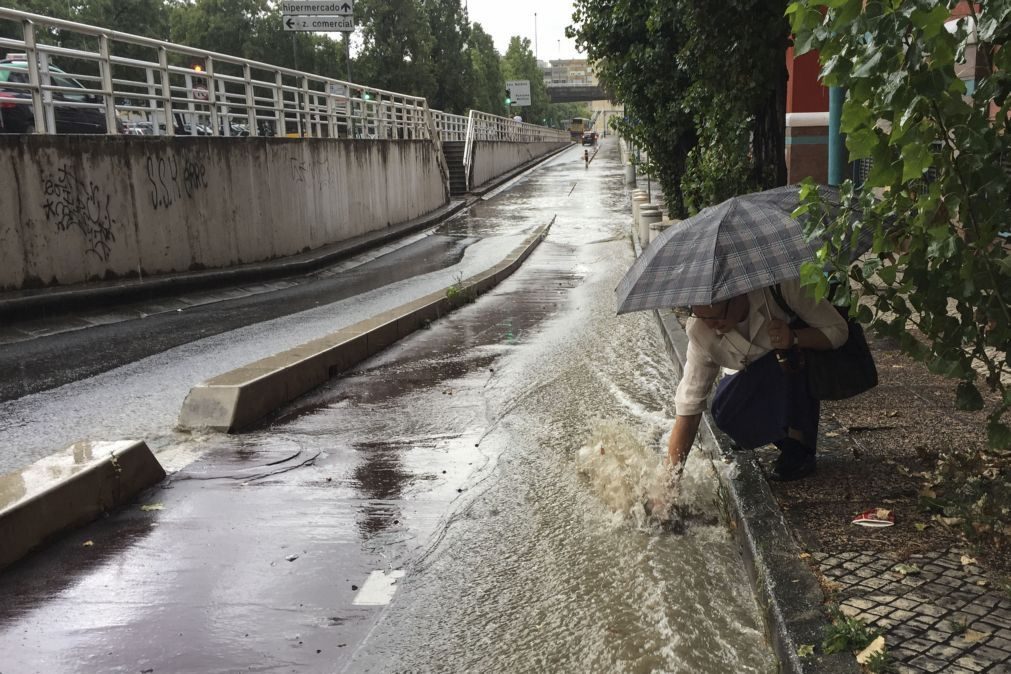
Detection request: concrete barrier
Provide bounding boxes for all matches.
[178,220,553,432]
[470,141,571,190]
[0,440,165,570]
[0,136,448,291]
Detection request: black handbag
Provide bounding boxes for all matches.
[769,284,878,401]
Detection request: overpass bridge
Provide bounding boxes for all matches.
[546,83,608,103]
[0,8,570,295]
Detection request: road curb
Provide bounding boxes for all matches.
[178,220,553,432]
[0,440,165,571]
[629,222,857,673]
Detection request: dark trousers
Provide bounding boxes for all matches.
[710,352,820,452]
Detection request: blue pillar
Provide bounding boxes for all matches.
[828,87,846,186]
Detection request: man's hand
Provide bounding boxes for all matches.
[668,414,702,472]
[767,319,794,350]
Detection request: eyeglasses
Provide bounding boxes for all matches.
[689,301,730,320]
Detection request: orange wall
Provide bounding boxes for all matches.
[786,47,829,113]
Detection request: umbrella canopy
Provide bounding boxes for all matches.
[615,185,852,314]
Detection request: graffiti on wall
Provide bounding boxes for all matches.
[146,155,208,210]
[41,165,118,261]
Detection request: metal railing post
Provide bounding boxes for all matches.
[98,34,117,133]
[22,20,45,133]
[243,63,257,136]
[204,58,218,135]
[273,71,283,137]
[158,46,173,136]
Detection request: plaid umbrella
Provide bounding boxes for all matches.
[615,185,851,314]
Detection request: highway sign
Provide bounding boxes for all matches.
[283,15,354,32]
[505,79,531,107]
[281,1,353,15]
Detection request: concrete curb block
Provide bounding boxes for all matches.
[630,224,857,673]
[178,220,553,432]
[0,441,166,571]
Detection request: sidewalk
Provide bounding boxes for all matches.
[655,295,1011,673]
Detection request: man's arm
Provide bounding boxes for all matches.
[668,413,702,471]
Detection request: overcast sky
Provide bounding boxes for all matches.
[466,0,583,62]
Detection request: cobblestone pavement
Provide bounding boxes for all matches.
[817,549,1011,673]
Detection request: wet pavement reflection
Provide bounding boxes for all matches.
[0,140,776,673]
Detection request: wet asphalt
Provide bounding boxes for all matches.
[0,140,777,673]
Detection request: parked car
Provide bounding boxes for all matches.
[0,56,121,134]
[582,131,596,146]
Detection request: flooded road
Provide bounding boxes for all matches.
[0,140,775,672]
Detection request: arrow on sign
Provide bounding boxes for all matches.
[286,17,295,29]
[340,2,351,11]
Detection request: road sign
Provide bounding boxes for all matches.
[505,79,531,107]
[283,14,354,32]
[281,1,353,15]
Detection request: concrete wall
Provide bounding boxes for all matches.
[0,136,447,290]
[471,141,570,190]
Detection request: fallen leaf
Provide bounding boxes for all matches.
[82,540,94,547]
[825,431,840,438]
[894,563,921,576]
[961,555,978,566]
[963,629,989,643]
[938,516,963,527]
[286,554,299,562]
[797,644,815,658]
[140,503,164,511]
[799,552,812,559]
[914,523,928,531]
[856,636,885,665]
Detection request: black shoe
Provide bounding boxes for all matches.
[769,439,817,481]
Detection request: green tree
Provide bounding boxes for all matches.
[355,0,435,99]
[467,22,506,115]
[567,0,789,216]
[568,0,696,214]
[425,0,472,114]
[788,0,1011,452]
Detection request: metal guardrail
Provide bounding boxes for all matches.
[460,110,570,191]
[0,7,568,146]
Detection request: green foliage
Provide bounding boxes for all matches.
[788,0,1011,452]
[500,36,550,123]
[821,610,880,655]
[355,0,436,99]
[424,0,472,114]
[467,22,506,116]
[567,0,790,217]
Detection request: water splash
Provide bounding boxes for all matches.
[576,420,678,529]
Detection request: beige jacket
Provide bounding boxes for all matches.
[673,278,849,416]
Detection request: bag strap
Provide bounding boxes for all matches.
[769,283,795,318]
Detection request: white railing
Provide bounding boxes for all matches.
[0,8,465,141]
[468,110,570,143]
[432,110,468,142]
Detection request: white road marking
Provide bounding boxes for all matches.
[352,570,406,606]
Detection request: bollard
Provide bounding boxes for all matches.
[631,193,650,229]
[638,206,662,249]
[649,221,671,245]
[624,162,636,186]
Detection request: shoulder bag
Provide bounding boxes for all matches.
[769,284,878,401]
